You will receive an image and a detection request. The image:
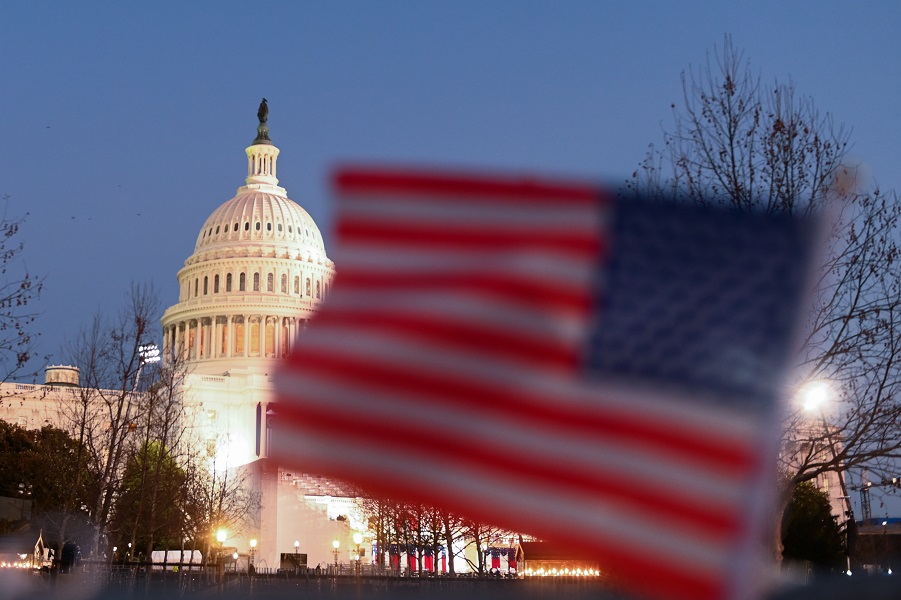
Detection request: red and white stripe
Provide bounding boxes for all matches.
[273,168,767,600]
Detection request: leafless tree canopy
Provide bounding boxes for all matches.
[0,196,43,381]
[628,36,901,553]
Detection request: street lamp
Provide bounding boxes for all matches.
[332,539,340,570]
[249,539,257,569]
[353,532,363,575]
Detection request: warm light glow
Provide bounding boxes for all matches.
[233,552,239,560]
[800,380,831,412]
[250,539,257,549]
[294,540,299,549]
[217,529,227,543]
[332,539,340,549]
[353,532,363,545]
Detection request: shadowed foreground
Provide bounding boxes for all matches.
[0,570,897,600]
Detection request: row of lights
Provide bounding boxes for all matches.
[522,567,600,577]
[0,555,30,569]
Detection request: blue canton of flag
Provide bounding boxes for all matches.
[587,199,813,408]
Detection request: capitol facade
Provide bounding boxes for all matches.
[0,107,368,570]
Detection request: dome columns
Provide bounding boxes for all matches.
[162,314,304,369]
[245,144,281,189]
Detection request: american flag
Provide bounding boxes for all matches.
[272,168,815,600]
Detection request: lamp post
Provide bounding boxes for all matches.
[799,380,855,573]
[216,529,227,582]
[332,539,340,571]
[353,533,363,576]
[249,539,257,572]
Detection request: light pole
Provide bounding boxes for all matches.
[353,533,363,576]
[799,380,855,573]
[332,539,340,571]
[249,539,257,572]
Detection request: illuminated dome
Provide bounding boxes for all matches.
[161,108,335,375]
[193,191,327,258]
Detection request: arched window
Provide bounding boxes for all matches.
[215,225,220,234]
[239,273,246,292]
[194,278,198,297]
[267,222,272,231]
[267,273,274,292]
[226,273,232,292]
[253,273,260,291]
[255,222,261,231]
[294,276,300,294]
[203,276,208,295]
[244,222,250,231]
[316,281,321,299]
[306,278,311,296]
[280,274,287,293]
[214,274,220,293]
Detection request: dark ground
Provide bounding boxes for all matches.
[0,569,897,600]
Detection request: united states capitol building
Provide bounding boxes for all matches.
[0,107,371,570]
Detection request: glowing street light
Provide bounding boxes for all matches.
[332,539,340,569]
[800,380,831,412]
[353,532,363,575]
[249,539,257,569]
[217,529,227,545]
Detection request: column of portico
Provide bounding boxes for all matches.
[226,315,235,357]
[193,319,201,359]
[257,315,265,356]
[273,316,281,358]
[212,316,220,358]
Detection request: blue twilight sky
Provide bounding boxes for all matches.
[1,2,900,509]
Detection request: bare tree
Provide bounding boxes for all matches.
[629,36,901,560]
[110,350,193,564]
[60,283,161,556]
[0,196,43,382]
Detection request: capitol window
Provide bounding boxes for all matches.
[214,275,220,294]
[244,222,250,231]
[216,225,220,234]
[267,273,274,292]
[254,273,260,291]
[294,276,300,294]
[239,273,246,292]
[306,278,311,296]
[226,273,232,292]
[316,281,321,299]
[255,222,261,231]
[203,276,208,295]
[194,278,198,297]
[281,274,287,293]
[267,222,272,232]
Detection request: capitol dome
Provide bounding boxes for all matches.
[161,106,335,375]
[194,191,327,258]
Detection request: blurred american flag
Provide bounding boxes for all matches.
[272,168,816,600]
